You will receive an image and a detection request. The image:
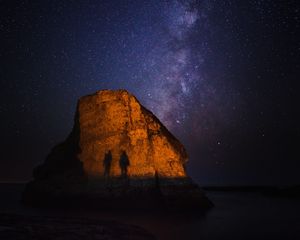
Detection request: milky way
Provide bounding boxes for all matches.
[144,0,201,127]
[136,0,234,146]
[131,2,203,124]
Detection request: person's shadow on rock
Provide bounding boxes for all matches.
[103,150,112,177]
[119,150,129,178]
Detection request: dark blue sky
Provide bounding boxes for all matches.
[1,0,299,185]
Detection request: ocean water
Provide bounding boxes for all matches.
[0,183,299,240]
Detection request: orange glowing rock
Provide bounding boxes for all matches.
[78,89,187,179]
[23,89,212,211]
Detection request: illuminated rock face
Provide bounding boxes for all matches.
[78,89,187,179]
[23,90,212,211]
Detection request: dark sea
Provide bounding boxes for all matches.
[0,183,299,240]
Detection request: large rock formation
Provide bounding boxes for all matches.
[23,90,212,210]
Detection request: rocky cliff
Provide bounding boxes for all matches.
[23,90,212,211]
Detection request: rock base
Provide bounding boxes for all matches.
[23,176,213,212]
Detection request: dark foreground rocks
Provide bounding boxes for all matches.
[0,213,155,240]
[23,176,212,211]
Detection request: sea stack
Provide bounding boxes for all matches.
[23,89,212,210]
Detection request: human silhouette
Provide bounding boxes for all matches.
[103,150,112,177]
[119,150,129,177]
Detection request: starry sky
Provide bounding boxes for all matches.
[1,0,299,185]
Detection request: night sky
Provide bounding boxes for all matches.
[1,0,299,185]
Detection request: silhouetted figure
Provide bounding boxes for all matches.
[103,150,112,177]
[119,150,129,177]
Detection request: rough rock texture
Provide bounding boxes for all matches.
[0,213,155,240]
[23,90,212,210]
[78,89,187,178]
